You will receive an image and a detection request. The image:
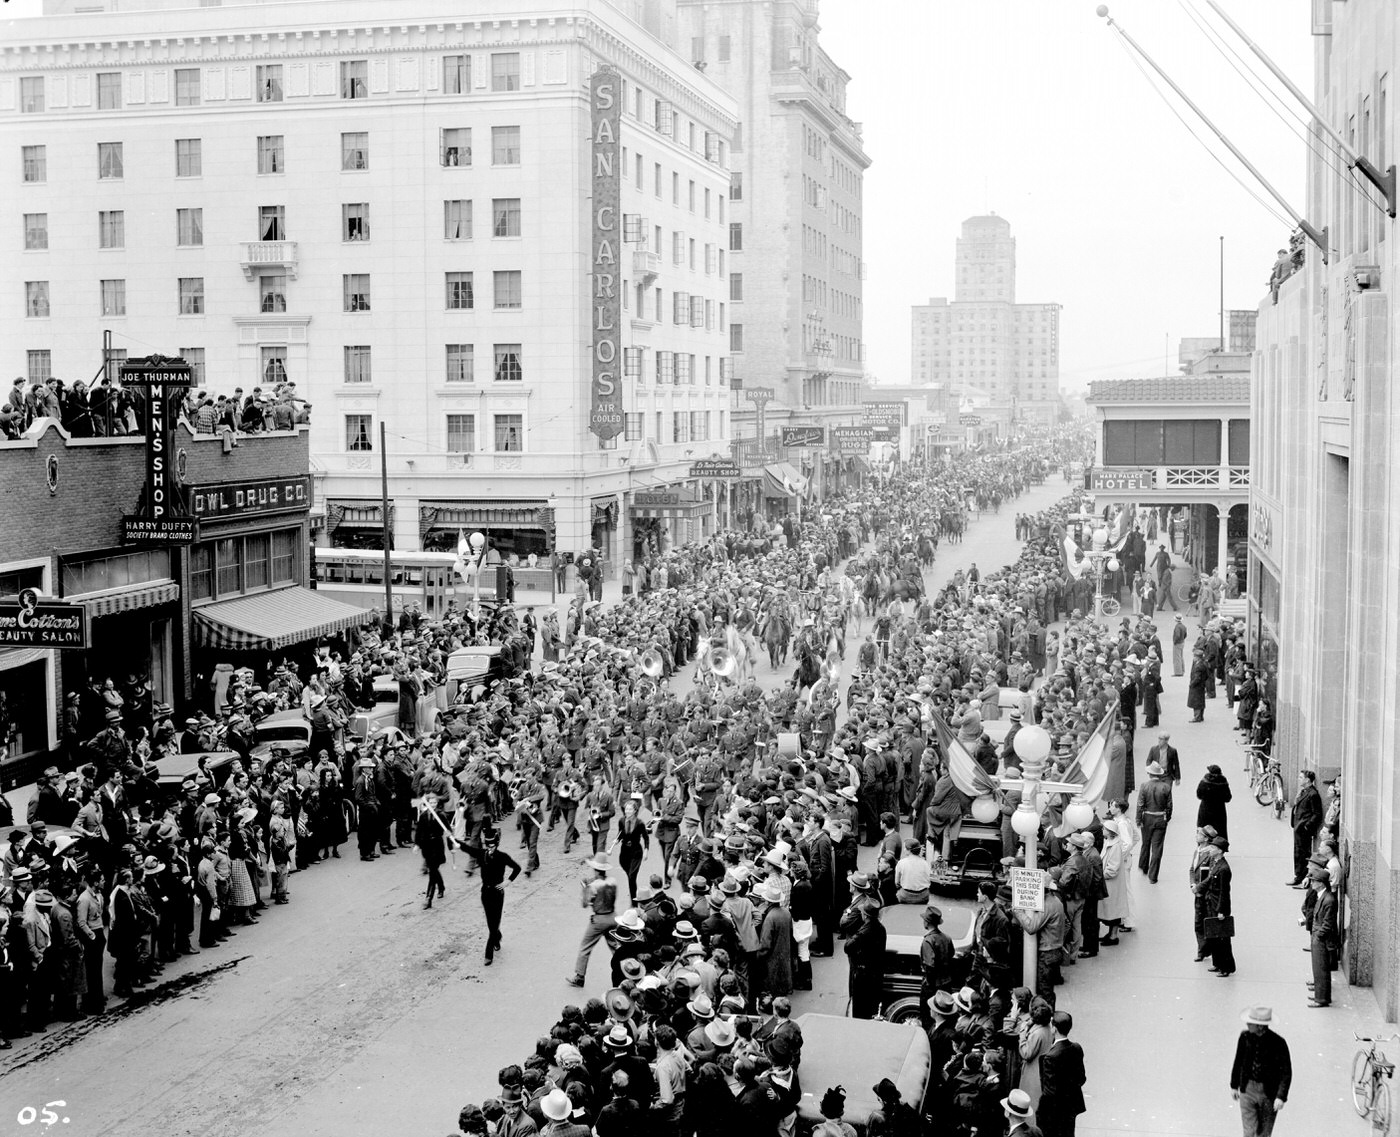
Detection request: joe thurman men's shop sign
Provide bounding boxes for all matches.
[589,67,623,441]
[119,355,197,544]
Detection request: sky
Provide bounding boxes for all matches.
[3,0,1317,393]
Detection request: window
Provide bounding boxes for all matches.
[259,205,285,241]
[492,197,521,237]
[691,411,704,441]
[215,538,241,596]
[343,274,370,312]
[729,222,743,251]
[100,279,126,316]
[22,145,46,184]
[244,533,270,591]
[730,273,743,301]
[492,125,521,165]
[493,270,522,310]
[690,296,704,327]
[24,213,48,250]
[259,275,286,313]
[689,180,696,212]
[97,72,122,110]
[345,414,374,451]
[340,60,368,100]
[341,132,369,170]
[257,64,283,102]
[261,345,287,383]
[441,128,471,167]
[176,208,203,247]
[444,199,472,239]
[446,343,474,383]
[178,277,204,315]
[443,55,470,94]
[98,142,123,179]
[27,350,52,385]
[654,163,662,197]
[624,412,643,441]
[446,414,476,452]
[730,323,743,352]
[257,135,284,174]
[179,347,206,386]
[176,138,202,177]
[657,350,674,384]
[494,344,522,382]
[1101,419,1221,466]
[676,354,692,384]
[445,272,474,310]
[271,530,296,584]
[190,545,213,601]
[718,35,732,63]
[1228,419,1251,465]
[20,77,44,114]
[673,291,689,324]
[25,282,49,318]
[673,172,680,203]
[673,411,690,444]
[494,414,523,451]
[175,68,200,106]
[491,52,520,91]
[344,345,372,383]
[343,203,370,242]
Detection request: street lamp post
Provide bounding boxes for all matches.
[469,530,486,619]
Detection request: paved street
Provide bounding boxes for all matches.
[0,480,1387,1137]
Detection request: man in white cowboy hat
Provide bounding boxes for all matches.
[762,841,792,908]
[1135,760,1173,884]
[536,1087,586,1137]
[1002,1088,1043,1136]
[1230,1005,1291,1136]
[565,854,617,988]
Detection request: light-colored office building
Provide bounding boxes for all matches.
[676,0,871,507]
[911,214,1061,428]
[2,0,737,567]
[1250,0,1400,1020]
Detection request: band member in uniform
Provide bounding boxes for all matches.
[475,827,521,966]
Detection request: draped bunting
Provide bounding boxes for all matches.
[930,707,998,798]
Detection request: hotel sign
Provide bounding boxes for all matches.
[1088,468,1155,492]
[589,67,623,441]
[192,475,312,520]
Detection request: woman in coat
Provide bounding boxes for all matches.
[1098,819,1128,945]
[1234,668,1260,734]
[1195,840,1235,976]
[1186,649,1209,722]
[1017,996,1056,1107]
[1195,765,1232,840]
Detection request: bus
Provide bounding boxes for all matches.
[310,548,495,618]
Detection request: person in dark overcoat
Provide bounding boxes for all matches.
[1195,765,1232,841]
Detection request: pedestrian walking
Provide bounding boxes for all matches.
[1172,615,1188,675]
[1198,837,1236,977]
[1135,761,1173,883]
[565,855,618,987]
[1230,1006,1290,1136]
[1036,1011,1087,1137]
[1196,765,1232,842]
[476,826,521,966]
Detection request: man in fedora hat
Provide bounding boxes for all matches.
[1135,760,1173,883]
[754,878,793,1007]
[1230,1006,1290,1135]
[844,895,886,1020]
[565,855,617,988]
[1003,1088,1044,1136]
[536,1087,587,1137]
[919,905,955,1022]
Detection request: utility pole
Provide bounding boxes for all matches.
[379,422,392,619]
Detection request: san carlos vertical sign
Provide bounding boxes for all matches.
[589,66,624,441]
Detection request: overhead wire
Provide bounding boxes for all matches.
[1107,26,1294,230]
[1178,0,1390,217]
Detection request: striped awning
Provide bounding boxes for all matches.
[0,648,51,672]
[66,580,180,619]
[192,586,368,652]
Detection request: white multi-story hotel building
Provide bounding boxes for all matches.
[1,0,737,565]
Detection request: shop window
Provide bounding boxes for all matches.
[215,538,241,595]
[62,549,170,595]
[244,533,270,590]
[271,531,297,585]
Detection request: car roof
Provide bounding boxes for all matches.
[151,751,236,786]
[882,895,978,953]
[793,1014,930,1126]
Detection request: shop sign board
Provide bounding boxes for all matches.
[588,67,623,441]
[191,475,311,520]
[781,426,825,448]
[120,354,195,544]
[690,460,742,479]
[863,401,905,425]
[634,490,686,506]
[0,589,89,648]
[744,386,775,407]
[1010,866,1046,913]
[1088,468,1155,492]
[121,517,198,543]
[832,426,873,454]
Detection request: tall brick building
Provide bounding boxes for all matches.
[0,418,348,786]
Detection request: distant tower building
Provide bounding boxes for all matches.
[911,215,1060,426]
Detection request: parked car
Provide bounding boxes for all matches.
[794,1014,931,1132]
[249,709,313,766]
[10,823,96,887]
[445,646,507,702]
[878,896,978,1024]
[151,751,238,804]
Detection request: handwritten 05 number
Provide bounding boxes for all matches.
[16,1102,70,1127]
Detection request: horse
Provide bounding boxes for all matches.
[792,636,823,696]
[762,608,791,670]
[917,533,936,568]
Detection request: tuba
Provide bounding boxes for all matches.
[639,650,664,679]
[708,645,737,678]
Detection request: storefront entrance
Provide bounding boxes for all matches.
[0,654,52,775]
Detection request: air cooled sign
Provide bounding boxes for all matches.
[589,67,623,441]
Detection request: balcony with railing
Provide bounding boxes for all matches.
[632,249,661,283]
[241,241,299,281]
[732,435,781,468]
[1090,465,1250,492]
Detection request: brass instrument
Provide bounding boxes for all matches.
[640,650,664,678]
[708,646,737,678]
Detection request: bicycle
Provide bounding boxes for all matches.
[1237,736,1270,782]
[1352,1031,1398,1131]
[1253,757,1286,818]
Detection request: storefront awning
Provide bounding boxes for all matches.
[0,648,50,672]
[762,462,808,499]
[192,586,368,652]
[630,486,710,520]
[67,580,180,619]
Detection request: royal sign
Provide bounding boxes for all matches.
[589,68,624,441]
[0,590,88,649]
[744,386,775,406]
[191,476,311,520]
[781,426,825,448]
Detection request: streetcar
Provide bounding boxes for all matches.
[310,547,494,617]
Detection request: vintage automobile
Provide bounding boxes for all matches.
[346,675,448,744]
[249,709,314,766]
[794,1014,931,1133]
[445,645,508,702]
[150,751,239,804]
[877,895,978,1024]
